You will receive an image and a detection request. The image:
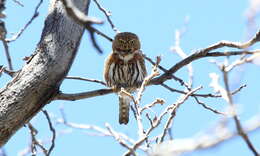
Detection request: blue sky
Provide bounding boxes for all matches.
[1,0,260,156]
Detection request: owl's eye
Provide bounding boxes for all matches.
[118,39,125,44]
[129,39,135,45]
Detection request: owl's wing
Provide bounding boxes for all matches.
[103,52,114,87]
[135,50,147,77]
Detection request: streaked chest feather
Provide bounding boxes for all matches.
[107,54,145,88]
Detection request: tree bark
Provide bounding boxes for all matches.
[0,0,89,146]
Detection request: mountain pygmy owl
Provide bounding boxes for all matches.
[104,32,147,124]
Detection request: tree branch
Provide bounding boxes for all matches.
[150,49,260,85]
[92,0,118,32]
[0,0,90,146]
[55,49,253,101]
[54,89,113,101]
[150,29,260,85]
[65,76,106,86]
[222,66,259,156]
[60,0,104,53]
[149,116,260,156]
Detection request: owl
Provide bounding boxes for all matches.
[104,32,147,124]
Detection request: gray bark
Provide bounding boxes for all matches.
[0,0,89,146]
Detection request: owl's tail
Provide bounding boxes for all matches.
[118,95,131,124]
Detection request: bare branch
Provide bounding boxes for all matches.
[105,123,135,155]
[90,26,113,42]
[0,66,19,77]
[2,41,12,70]
[221,66,259,156]
[0,21,13,70]
[157,86,203,143]
[150,49,260,85]
[149,116,260,156]
[171,29,193,87]
[161,83,246,98]
[54,88,113,101]
[60,0,104,53]
[57,108,143,151]
[134,56,160,138]
[28,123,48,155]
[140,98,165,113]
[204,29,260,51]
[124,86,202,155]
[65,76,106,86]
[225,53,260,72]
[92,0,118,32]
[42,110,56,156]
[6,0,43,42]
[144,55,188,87]
[12,0,24,7]
[193,97,225,115]
[61,0,102,25]
[150,29,260,85]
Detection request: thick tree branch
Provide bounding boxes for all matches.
[149,48,260,85]
[0,0,90,146]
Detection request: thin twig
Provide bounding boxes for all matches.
[158,86,203,143]
[222,66,259,156]
[92,0,118,32]
[124,86,202,155]
[65,76,106,86]
[135,56,160,138]
[105,123,135,155]
[171,29,193,87]
[144,55,188,87]
[12,0,24,7]
[57,108,143,151]
[193,97,225,115]
[0,66,19,77]
[161,83,246,98]
[91,26,113,42]
[140,98,165,113]
[6,0,43,42]
[28,123,48,155]
[0,21,13,70]
[225,53,260,72]
[42,110,56,156]
[2,41,13,70]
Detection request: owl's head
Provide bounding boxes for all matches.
[112,32,141,54]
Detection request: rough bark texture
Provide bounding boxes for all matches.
[0,0,89,146]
